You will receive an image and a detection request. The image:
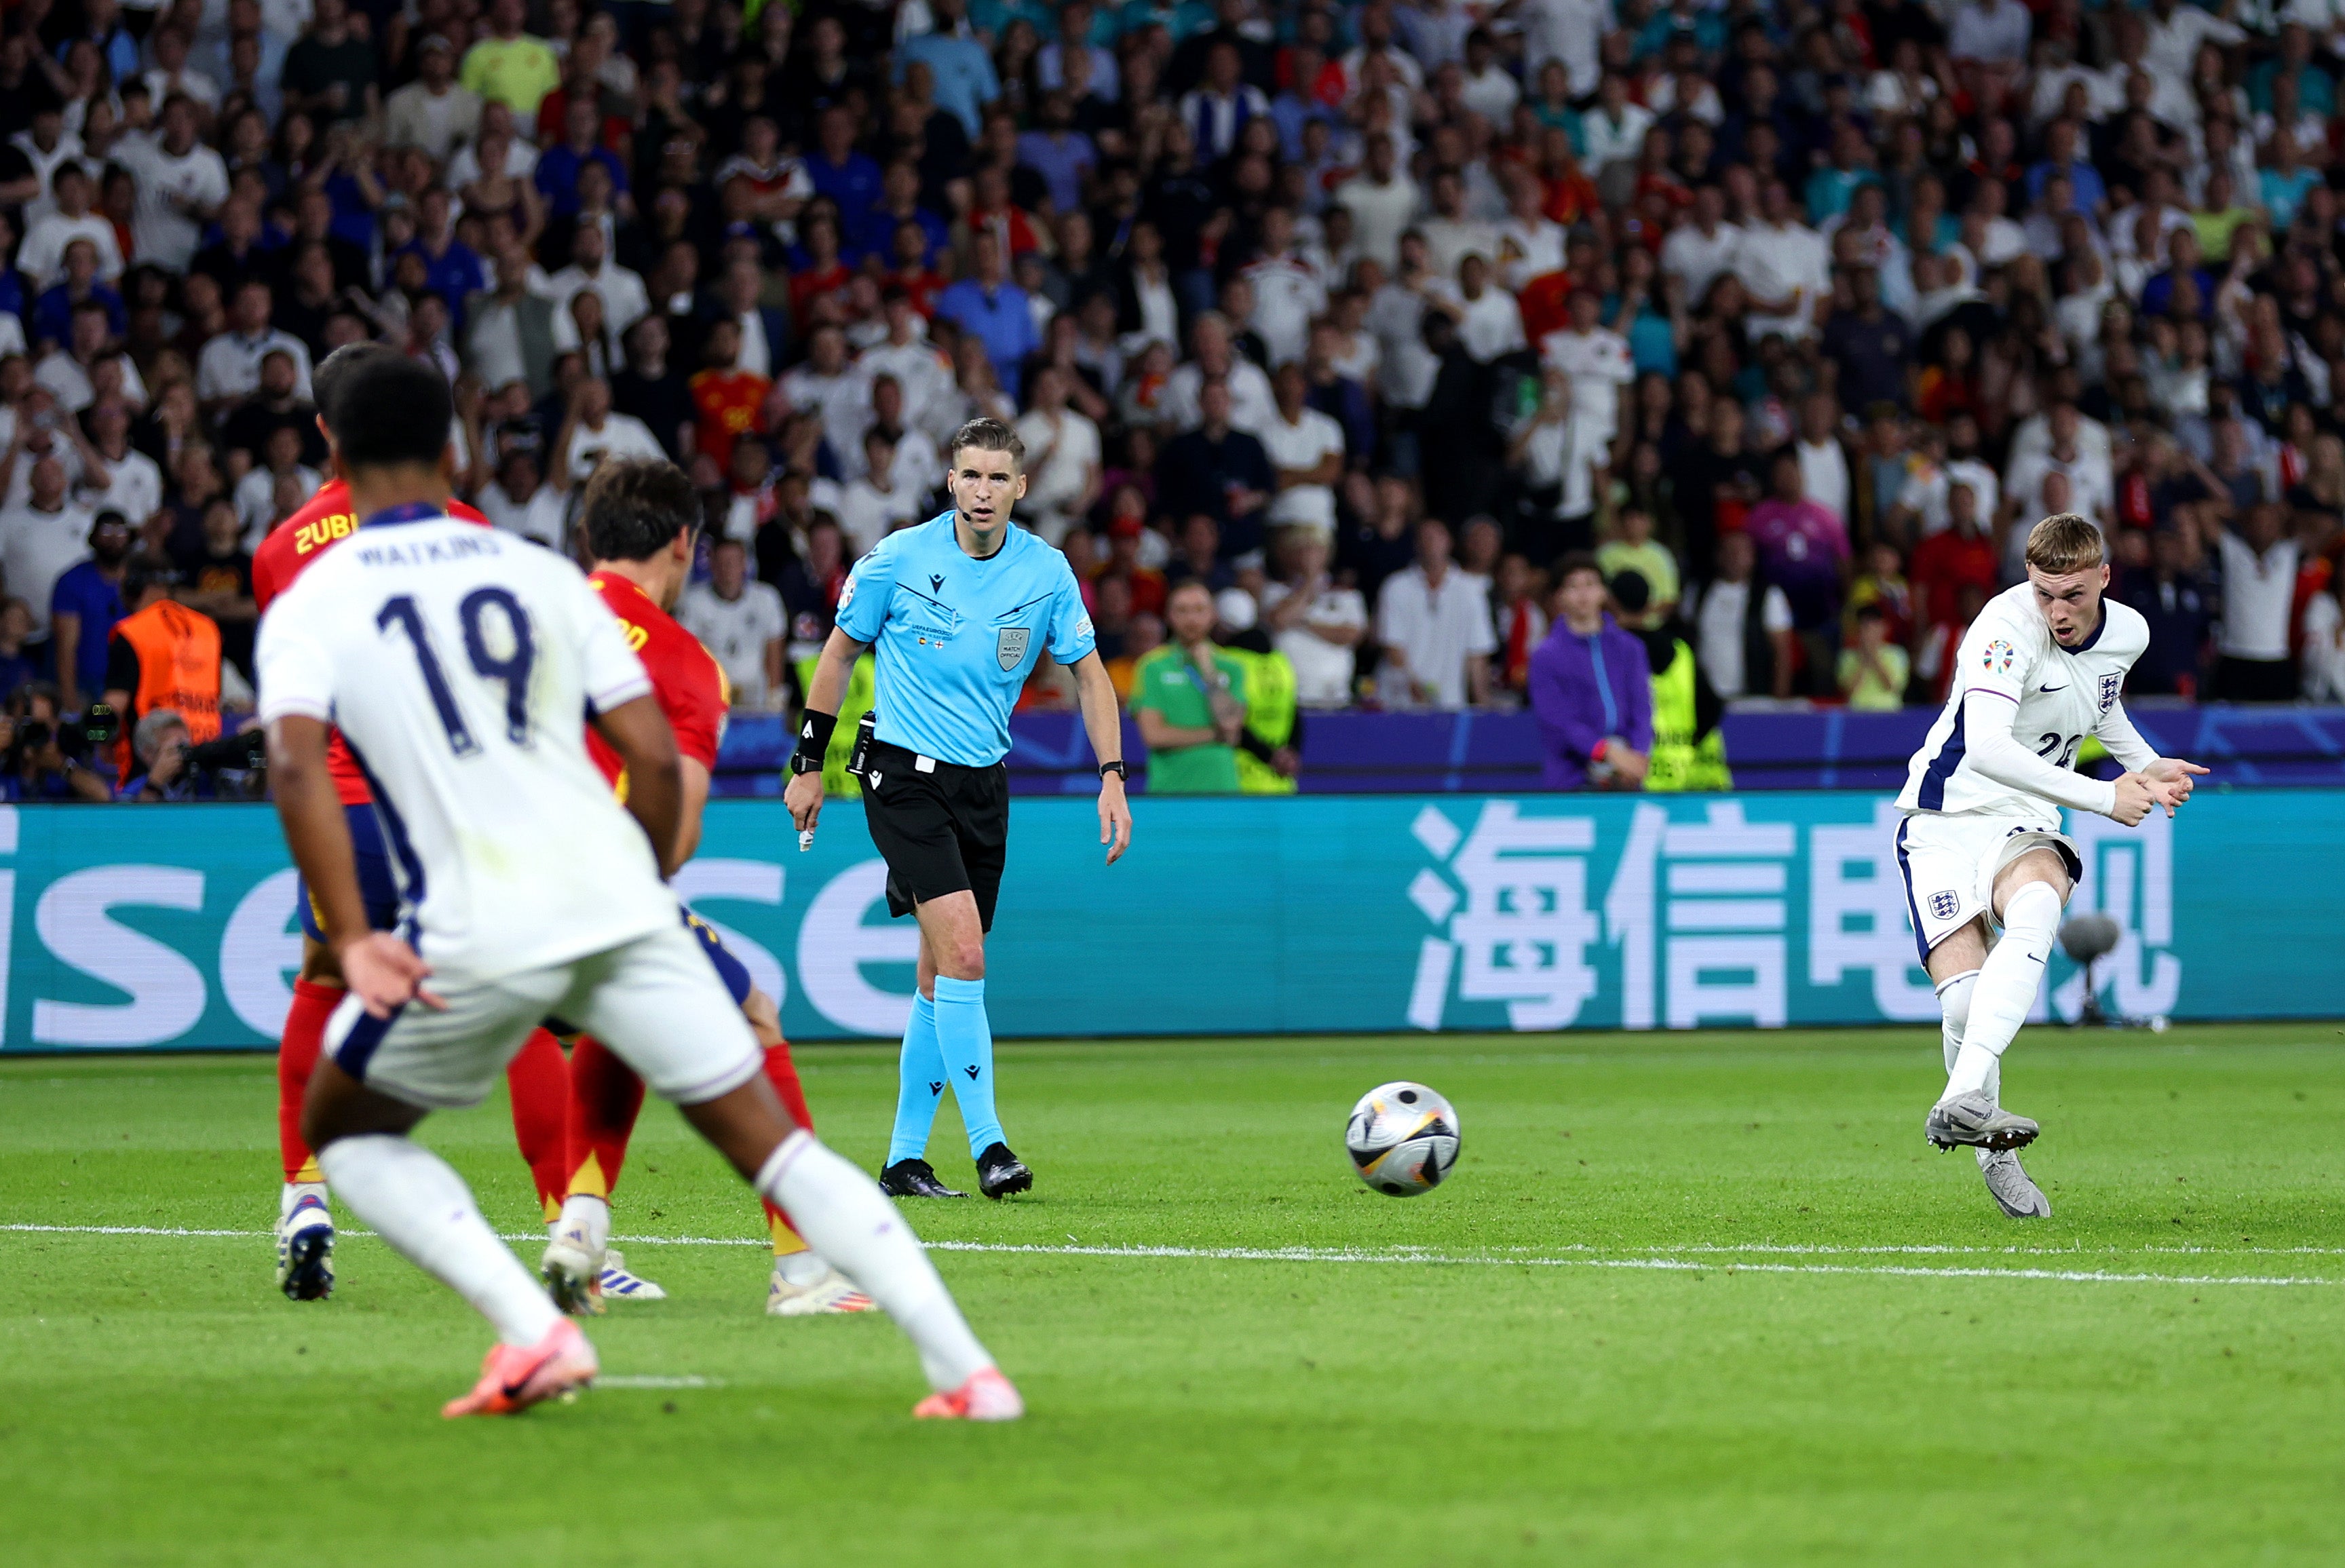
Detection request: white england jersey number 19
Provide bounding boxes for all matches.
[256,519,675,979]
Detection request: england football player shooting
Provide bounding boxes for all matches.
[1894,514,2207,1217]
[785,417,1133,1201]
[254,341,571,1303]
[261,356,1020,1419]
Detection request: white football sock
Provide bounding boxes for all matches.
[1943,883,2063,1102]
[555,1193,611,1261]
[1936,968,1980,1076]
[280,1180,328,1223]
[318,1133,562,1347]
[755,1131,991,1390]
[771,1248,831,1288]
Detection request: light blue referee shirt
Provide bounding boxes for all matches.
[836,512,1097,767]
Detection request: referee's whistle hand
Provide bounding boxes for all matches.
[1099,779,1132,866]
[784,769,825,836]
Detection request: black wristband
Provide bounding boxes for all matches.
[793,709,839,771]
[1099,759,1127,780]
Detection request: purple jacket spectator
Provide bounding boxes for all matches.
[1529,614,1654,789]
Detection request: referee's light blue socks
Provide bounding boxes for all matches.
[886,993,946,1166]
[932,976,1005,1158]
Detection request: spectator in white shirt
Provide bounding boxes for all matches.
[1458,27,1519,123]
[552,377,665,486]
[1685,530,1795,700]
[1162,311,1276,436]
[478,443,569,549]
[1660,183,1744,308]
[2215,502,2302,701]
[231,425,320,543]
[1494,166,1566,291]
[0,454,95,645]
[1240,207,1327,368]
[1508,366,1608,545]
[1258,362,1346,538]
[116,93,229,274]
[35,299,146,414]
[1417,168,1500,283]
[1260,527,1367,708]
[77,402,163,528]
[195,278,314,415]
[544,224,649,339]
[835,427,926,557]
[1735,180,1831,343]
[1580,73,1656,177]
[1331,133,1419,270]
[1375,517,1497,708]
[1522,0,1605,99]
[382,33,482,161]
[18,163,122,288]
[1011,366,1102,545]
[679,536,788,709]
[1793,394,1851,524]
[1453,253,1527,364]
[1948,0,2032,108]
[1539,288,1634,442]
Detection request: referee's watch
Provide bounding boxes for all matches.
[788,752,823,776]
[1098,761,1128,782]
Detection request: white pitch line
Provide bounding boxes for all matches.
[596,1375,723,1390]
[4,1223,2340,1288]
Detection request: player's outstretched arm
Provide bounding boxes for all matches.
[784,628,869,843]
[591,693,687,879]
[267,714,440,1016]
[1069,649,1131,866]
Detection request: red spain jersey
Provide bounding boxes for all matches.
[688,368,771,469]
[254,480,492,804]
[584,570,727,795]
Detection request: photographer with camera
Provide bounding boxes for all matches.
[101,553,221,780]
[0,683,114,802]
[113,708,263,801]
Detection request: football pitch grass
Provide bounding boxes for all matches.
[6,1023,2345,1566]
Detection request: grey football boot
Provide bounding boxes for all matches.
[1924,1090,2040,1152]
[1977,1147,2051,1218]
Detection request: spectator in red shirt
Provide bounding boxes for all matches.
[1909,479,1999,636]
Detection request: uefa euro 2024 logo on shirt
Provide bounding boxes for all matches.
[1981,637,2016,673]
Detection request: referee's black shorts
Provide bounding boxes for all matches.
[860,740,1010,932]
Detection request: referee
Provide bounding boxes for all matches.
[786,417,1133,1200]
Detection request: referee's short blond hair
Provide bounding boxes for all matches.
[2024,513,2105,575]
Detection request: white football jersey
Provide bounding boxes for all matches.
[256,512,677,978]
[1896,581,2150,828]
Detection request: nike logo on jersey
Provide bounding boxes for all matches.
[2038,684,2067,693]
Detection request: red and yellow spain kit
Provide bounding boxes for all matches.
[585,569,727,795]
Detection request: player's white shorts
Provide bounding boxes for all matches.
[324,919,764,1111]
[1894,811,2083,963]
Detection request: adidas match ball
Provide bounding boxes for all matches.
[1345,1082,1460,1196]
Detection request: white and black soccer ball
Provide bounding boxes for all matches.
[1345,1082,1460,1197]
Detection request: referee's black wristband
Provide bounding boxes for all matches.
[793,710,839,772]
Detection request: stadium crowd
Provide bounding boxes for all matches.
[0,0,2338,797]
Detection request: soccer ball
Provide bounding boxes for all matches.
[1345,1082,1460,1197]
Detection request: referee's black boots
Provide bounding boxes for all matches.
[974,1143,1033,1201]
[879,1158,968,1199]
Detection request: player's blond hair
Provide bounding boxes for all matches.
[2024,513,2104,575]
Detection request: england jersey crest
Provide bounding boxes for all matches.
[1929,891,1960,920]
[997,626,1030,670]
[2099,672,2120,714]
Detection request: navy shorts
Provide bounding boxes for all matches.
[681,906,754,1008]
[298,803,400,942]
